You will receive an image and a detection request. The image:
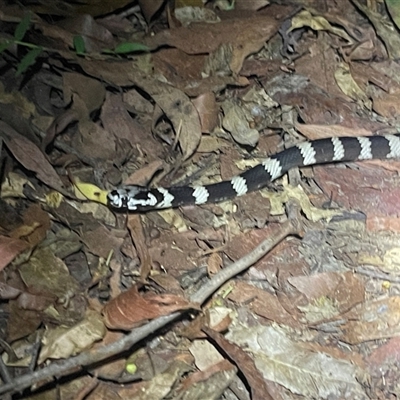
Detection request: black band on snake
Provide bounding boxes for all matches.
[107,134,400,212]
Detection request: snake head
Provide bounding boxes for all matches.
[107,185,159,211]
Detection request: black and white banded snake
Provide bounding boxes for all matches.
[107,134,400,212]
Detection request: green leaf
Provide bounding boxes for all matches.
[0,41,10,54]
[14,14,31,41]
[73,35,85,55]
[114,42,150,54]
[16,46,43,76]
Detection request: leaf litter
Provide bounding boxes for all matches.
[1,1,400,398]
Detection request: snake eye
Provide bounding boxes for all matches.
[107,191,122,208]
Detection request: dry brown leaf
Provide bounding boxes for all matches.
[207,252,222,275]
[151,85,202,160]
[0,121,65,192]
[228,281,300,328]
[0,282,21,300]
[91,331,126,380]
[295,123,372,141]
[178,359,236,397]
[227,324,367,398]
[18,247,79,299]
[39,310,106,364]
[138,0,166,23]
[29,0,134,17]
[145,6,287,74]
[191,92,219,134]
[288,271,365,318]
[103,285,195,330]
[0,235,29,272]
[42,109,79,152]
[203,327,274,400]
[342,297,400,344]
[127,214,152,281]
[221,99,259,146]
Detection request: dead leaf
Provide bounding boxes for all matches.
[127,215,152,281]
[342,297,400,344]
[192,92,219,134]
[103,285,195,330]
[0,282,21,300]
[203,327,274,400]
[226,324,367,398]
[207,252,222,275]
[145,6,287,74]
[0,121,65,192]
[138,0,166,23]
[0,235,29,272]
[151,85,202,160]
[288,271,365,322]
[228,281,300,328]
[221,99,259,146]
[39,310,106,363]
[18,247,79,299]
[177,359,237,398]
[42,109,79,152]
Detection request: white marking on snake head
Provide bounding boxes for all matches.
[156,187,175,209]
[108,186,158,210]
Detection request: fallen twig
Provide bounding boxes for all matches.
[0,200,302,396]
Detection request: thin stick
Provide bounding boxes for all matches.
[0,200,302,396]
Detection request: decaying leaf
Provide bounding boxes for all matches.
[226,325,367,399]
[342,297,400,344]
[103,285,195,330]
[39,310,106,363]
[0,121,65,193]
[0,235,29,272]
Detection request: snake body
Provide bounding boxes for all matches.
[107,134,400,212]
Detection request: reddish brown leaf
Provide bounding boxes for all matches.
[288,271,365,314]
[192,92,218,134]
[207,252,222,275]
[179,359,236,394]
[103,285,195,330]
[228,281,300,328]
[127,214,152,281]
[202,327,274,400]
[0,235,29,272]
